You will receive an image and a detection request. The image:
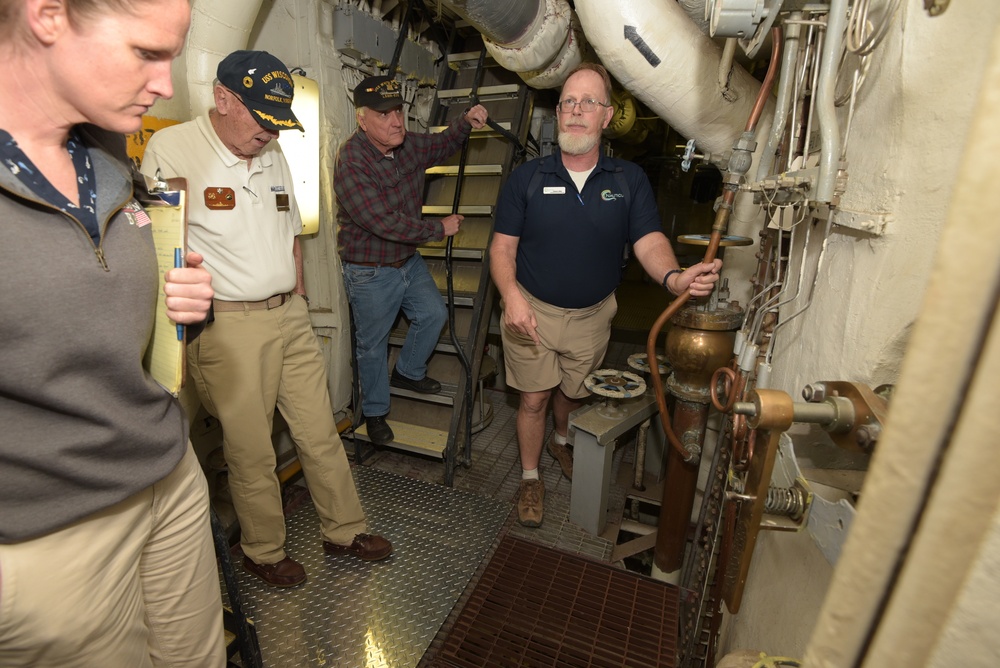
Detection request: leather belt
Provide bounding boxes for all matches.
[213,292,293,312]
[347,256,410,269]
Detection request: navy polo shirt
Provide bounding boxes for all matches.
[494,150,662,308]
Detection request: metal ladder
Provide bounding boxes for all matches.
[353,45,532,485]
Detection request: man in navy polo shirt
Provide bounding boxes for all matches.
[490,62,722,527]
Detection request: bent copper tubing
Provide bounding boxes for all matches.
[647,27,782,462]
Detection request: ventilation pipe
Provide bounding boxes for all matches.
[574,0,772,159]
[439,0,584,90]
[185,0,266,117]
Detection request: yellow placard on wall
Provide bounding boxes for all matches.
[278,74,320,235]
[126,116,181,172]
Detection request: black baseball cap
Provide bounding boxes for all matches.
[217,50,303,132]
[353,76,404,111]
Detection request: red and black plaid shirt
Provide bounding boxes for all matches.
[335,115,471,265]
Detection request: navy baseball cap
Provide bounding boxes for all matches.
[353,76,404,111]
[217,50,303,132]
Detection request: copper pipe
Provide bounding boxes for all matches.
[646,27,783,463]
[655,399,711,572]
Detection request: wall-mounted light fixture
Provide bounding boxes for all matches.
[279,71,320,235]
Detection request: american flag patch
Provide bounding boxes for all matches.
[123,200,152,227]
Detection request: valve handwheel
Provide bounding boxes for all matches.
[627,352,669,376]
[584,369,647,400]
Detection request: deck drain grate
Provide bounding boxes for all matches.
[429,536,679,667]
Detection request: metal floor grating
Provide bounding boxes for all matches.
[224,465,511,667]
[425,535,680,668]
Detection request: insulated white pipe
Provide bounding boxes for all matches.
[518,12,584,90]
[483,0,567,73]
[575,0,769,158]
[186,0,266,118]
[441,0,583,90]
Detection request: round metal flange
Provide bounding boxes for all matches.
[677,233,753,247]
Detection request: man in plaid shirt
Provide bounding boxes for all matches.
[335,75,488,445]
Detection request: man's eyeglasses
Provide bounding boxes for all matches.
[556,98,610,113]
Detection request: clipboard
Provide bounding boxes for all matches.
[141,172,188,396]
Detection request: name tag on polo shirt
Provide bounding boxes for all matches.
[275,194,290,211]
[543,186,566,195]
[204,187,236,210]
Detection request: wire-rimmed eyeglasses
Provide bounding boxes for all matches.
[555,98,610,113]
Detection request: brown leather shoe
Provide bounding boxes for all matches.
[517,479,544,528]
[323,533,393,561]
[243,556,306,587]
[547,434,573,480]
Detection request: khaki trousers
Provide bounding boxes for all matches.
[189,296,366,563]
[0,447,225,667]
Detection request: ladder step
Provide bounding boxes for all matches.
[437,84,520,102]
[420,218,491,255]
[431,122,511,134]
[389,383,455,406]
[389,332,460,354]
[353,420,447,458]
[447,51,499,70]
[425,164,503,176]
[422,205,492,216]
[419,247,483,260]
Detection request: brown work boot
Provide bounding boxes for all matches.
[547,434,573,480]
[517,479,544,528]
[243,556,306,588]
[323,533,393,562]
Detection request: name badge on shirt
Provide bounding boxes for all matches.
[275,194,290,212]
[543,186,566,195]
[204,187,236,210]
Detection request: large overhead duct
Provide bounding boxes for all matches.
[185,0,266,117]
[574,0,771,159]
[440,0,583,90]
[443,0,771,158]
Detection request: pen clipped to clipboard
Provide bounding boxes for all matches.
[140,171,189,396]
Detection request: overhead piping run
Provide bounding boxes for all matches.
[185,0,266,117]
[439,0,584,90]
[574,0,773,160]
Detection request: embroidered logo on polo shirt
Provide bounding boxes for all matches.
[601,189,624,202]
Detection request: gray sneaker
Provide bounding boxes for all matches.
[517,479,544,527]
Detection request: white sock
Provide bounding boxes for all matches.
[553,431,568,446]
[522,468,539,481]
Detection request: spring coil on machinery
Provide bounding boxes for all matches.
[764,485,806,521]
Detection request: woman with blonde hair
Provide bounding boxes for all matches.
[0,0,225,665]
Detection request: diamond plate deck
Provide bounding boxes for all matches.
[226,466,511,668]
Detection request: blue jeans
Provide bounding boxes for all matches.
[342,254,447,417]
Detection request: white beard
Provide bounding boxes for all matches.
[558,130,600,155]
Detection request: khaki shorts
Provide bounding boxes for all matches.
[500,286,617,399]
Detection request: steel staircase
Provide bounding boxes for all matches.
[352,44,532,484]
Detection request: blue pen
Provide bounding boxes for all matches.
[174,248,184,341]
